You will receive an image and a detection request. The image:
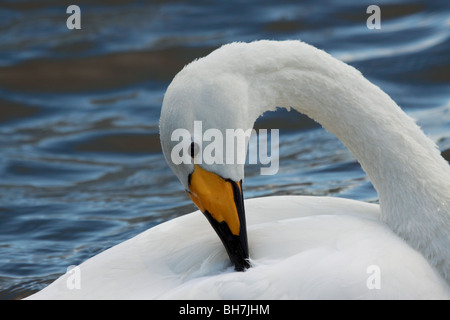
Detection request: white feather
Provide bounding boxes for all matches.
[28,197,449,299]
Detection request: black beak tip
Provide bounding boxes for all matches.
[227,232,250,272]
[202,210,250,272]
[233,257,251,272]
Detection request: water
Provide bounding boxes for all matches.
[0,0,449,299]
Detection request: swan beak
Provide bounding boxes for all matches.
[187,164,250,271]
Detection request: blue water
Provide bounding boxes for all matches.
[0,0,449,299]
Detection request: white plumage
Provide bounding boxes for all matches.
[28,40,450,299]
[28,197,449,299]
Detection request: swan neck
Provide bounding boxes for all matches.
[235,42,450,281]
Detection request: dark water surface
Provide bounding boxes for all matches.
[0,0,449,299]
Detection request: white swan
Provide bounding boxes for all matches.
[27,40,450,300]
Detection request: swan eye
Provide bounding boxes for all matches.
[190,142,199,158]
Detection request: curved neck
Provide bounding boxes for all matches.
[217,41,450,280]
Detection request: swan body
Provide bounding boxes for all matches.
[28,40,450,299]
[28,196,449,299]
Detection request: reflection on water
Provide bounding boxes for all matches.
[0,0,449,299]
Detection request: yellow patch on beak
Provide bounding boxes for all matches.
[187,164,241,236]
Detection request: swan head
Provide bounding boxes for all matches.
[160,57,251,271]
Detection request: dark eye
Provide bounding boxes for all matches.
[190,142,198,158]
